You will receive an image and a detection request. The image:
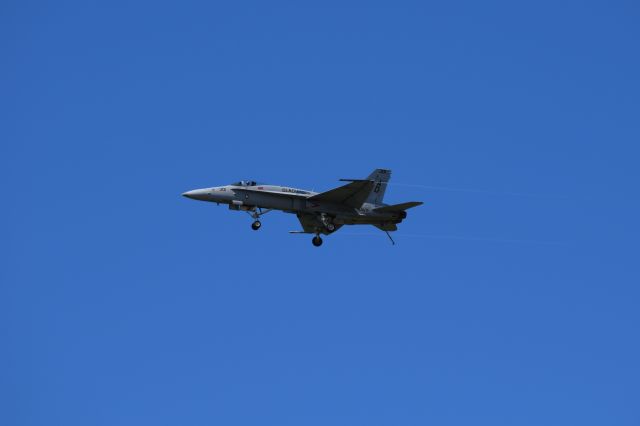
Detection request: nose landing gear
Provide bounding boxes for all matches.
[312,234,323,247]
[246,207,272,231]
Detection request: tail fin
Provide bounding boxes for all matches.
[365,169,391,205]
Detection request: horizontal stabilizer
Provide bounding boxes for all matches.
[374,201,423,212]
[374,223,398,231]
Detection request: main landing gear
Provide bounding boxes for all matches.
[319,213,335,231]
[289,230,325,247]
[251,221,261,230]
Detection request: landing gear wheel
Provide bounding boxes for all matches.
[251,221,262,231]
[319,214,335,232]
[312,236,323,247]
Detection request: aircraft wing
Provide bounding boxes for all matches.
[308,180,374,209]
[296,213,319,233]
[295,213,343,234]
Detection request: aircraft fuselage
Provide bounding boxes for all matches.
[182,184,406,226]
[183,170,421,246]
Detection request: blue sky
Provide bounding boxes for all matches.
[3,1,639,425]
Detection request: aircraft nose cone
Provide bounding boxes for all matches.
[182,189,209,201]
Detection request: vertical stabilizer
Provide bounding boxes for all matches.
[365,169,391,205]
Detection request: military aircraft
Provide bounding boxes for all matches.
[182,169,422,246]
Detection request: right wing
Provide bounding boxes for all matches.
[307,180,374,209]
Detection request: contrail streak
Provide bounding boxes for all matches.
[340,232,568,246]
[389,183,568,199]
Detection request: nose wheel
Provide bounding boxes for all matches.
[247,208,272,231]
[312,235,323,247]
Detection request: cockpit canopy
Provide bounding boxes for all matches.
[231,180,258,187]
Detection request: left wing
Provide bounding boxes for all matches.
[307,180,374,209]
[295,213,343,235]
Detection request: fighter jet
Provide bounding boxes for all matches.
[182,169,422,247]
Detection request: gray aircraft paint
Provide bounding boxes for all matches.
[182,169,422,246]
